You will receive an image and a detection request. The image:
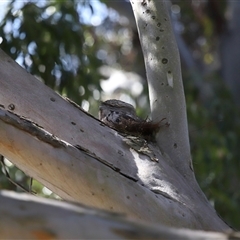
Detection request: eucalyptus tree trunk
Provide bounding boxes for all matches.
[131,0,192,177]
[0,0,233,237]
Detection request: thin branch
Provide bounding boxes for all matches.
[0,155,35,194]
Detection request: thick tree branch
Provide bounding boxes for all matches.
[130,0,192,180]
[0,107,164,222]
[0,107,227,229]
[1,191,238,239]
[0,49,230,230]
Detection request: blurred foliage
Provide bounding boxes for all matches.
[172,0,227,66]
[0,0,240,230]
[174,0,240,229]
[0,156,59,198]
[0,0,102,104]
[185,73,240,229]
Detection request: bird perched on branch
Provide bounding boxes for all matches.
[99,99,166,140]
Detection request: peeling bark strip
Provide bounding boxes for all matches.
[0,108,137,182]
[0,108,63,148]
[74,144,138,182]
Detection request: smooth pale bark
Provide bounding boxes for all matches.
[1,191,238,240]
[0,107,181,224]
[0,49,229,230]
[130,1,192,180]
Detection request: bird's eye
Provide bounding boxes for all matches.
[116,118,120,123]
[116,111,119,114]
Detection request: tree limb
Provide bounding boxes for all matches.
[1,190,239,239]
[0,48,230,230]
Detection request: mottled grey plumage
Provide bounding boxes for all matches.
[99,99,164,140]
[99,99,142,128]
